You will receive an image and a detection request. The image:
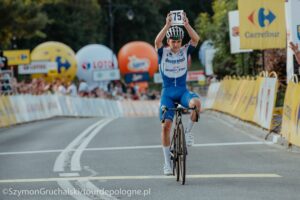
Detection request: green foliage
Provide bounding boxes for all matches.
[2,0,213,53]
[0,0,48,49]
[195,0,256,78]
[98,0,168,52]
[36,0,104,51]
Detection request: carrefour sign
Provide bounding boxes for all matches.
[238,0,286,49]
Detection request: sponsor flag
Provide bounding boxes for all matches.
[285,0,300,82]
[238,0,286,49]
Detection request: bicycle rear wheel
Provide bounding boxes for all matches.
[178,122,186,185]
[174,128,180,181]
[170,131,176,176]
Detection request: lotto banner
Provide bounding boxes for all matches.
[238,0,286,49]
[281,81,300,147]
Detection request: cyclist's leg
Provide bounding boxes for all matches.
[180,90,201,122]
[180,90,201,146]
[160,94,175,175]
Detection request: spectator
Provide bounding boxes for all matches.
[56,79,67,95]
[67,81,77,97]
[289,42,300,65]
[78,79,89,97]
[0,50,8,71]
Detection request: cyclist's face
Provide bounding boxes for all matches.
[167,39,182,53]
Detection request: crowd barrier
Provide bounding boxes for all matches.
[0,95,159,128]
[281,75,300,147]
[204,72,278,131]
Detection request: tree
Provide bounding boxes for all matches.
[98,0,168,52]
[0,0,48,49]
[195,0,254,78]
[36,0,104,51]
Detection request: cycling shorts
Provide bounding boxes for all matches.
[159,87,199,121]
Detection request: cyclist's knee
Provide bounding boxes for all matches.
[162,120,172,133]
[189,98,201,110]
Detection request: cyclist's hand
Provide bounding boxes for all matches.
[183,12,189,26]
[166,13,172,27]
[289,42,299,54]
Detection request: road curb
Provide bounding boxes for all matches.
[204,110,300,153]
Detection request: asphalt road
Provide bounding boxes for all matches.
[0,113,300,200]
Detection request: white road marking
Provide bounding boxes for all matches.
[53,118,117,200]
[71,119,114,171]
[56,180,91,200]
[59,173,80,177]
[53,119,106,172]
[192,141,274,147]
[77,179,116,200]
[0,141,274,156]
[0,173,281,183]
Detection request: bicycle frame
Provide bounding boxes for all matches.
[161,105,196,185]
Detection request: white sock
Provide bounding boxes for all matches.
[162,146,171,167]
[185,118,194,133]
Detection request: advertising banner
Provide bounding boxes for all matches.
[285,0,300,82]
[76,44,119,86]
[93,69,120,81]
[228,10,252,54]
[3,49,30,65]
[18,61,57,74]
[124,72,150,83]
[238,0,286,49]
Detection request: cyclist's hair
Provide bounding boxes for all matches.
[166,26,184,40]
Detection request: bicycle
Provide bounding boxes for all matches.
[161,104,197,185]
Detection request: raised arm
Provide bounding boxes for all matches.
[289,42,300,65]
[183,12,200,47]
[154,13,172,50]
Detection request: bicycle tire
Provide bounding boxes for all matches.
[170,131,176,176]
[175,127,180,182]
[178,121,186,185]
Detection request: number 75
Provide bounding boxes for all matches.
[173,12,182,21]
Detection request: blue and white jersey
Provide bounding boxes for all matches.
[158,43,195,88]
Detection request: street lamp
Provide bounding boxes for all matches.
[11,35,18,49]
[108,0,134,52]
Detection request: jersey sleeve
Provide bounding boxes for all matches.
[157,47,163,56]
[187,43,196,56]
[157,47,164,66]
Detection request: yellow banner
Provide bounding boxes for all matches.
[3,49,30,65]
[211,75,277,130]
[238,0,286,49]
[1,96,17,126]
[283,84,300,146]
[0,97,10,127]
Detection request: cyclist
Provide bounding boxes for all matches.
[154,12,201,175]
